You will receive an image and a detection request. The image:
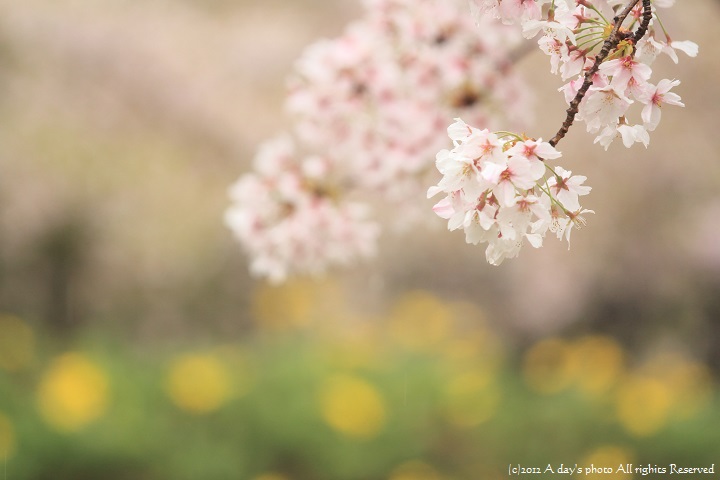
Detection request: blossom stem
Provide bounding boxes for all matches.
[537,184,570,214]
[582,39,605,53]
[544,162,562,179]
[494,131,524,141]
[585,4,609,24]
[653,9,671,42]
[548,0,642,148]
[574,25,606,33]
[583,18,607,25]
[575,32,604,42]
[576,35,605,48]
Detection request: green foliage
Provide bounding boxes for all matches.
[0,288,717,480]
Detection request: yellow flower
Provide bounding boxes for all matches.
[0,413,15,458]
[615,375,672,436]
[581,445,634,479]
[571,335,624,396]
[523,338,577,394]
[252,474,290,480]
[0,315,35,372]
[166,354,231,414]
[389,461,443,480]
[643,354,713,419]
[320,374,386,439]
[324,325,383,370]
[665,360,713,418]
[440,334,502,381]
[253,279,344,331]
[37,353,109,432]
[388,291,454,350]
[443,371,500,428]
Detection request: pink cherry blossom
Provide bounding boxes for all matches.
[639,79,684,131]
[546,167,591,212]
[498,0,545,25]
[600,55,652,91]
[506,139,561,179]
[665,40,699,63]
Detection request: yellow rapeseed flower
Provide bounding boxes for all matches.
[0,314,35,372]
[440,333,503,382]
[523,338,577,394]
[325,325,383,370]
[389,460,442,480]
[388,291,453,350]
[37,353,109,432]
[643,354,713,419]
[615,375,672,436]
[571,335,624,396]
[253,279,344,331]
[666,360,713,418]
[443,371,500,428]
[0,412,15,458]
[581,445,634,479]
[166,354,231,414]
[252,474,290,480]
[320,374,386,439]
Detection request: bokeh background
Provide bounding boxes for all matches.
[1,0,719,479]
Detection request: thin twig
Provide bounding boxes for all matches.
[548,0,642,147]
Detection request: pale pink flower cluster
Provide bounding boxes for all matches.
[287,0,529,198]
[445,0,697,265]
[472,0,697,149]
[228,0,531,281]
[429,119,592,265]
[225,136,379,283]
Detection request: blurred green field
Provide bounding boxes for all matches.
[1,283,717,480]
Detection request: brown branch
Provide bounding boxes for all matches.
[548,0,642,147]
[633,0,653,45]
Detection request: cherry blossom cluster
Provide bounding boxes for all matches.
[429,119,592,265]
[229,0,697,280]
[225,136,379,283]
[471,0,697,148]
[288,0,529,195]
[227,0,531,281]
[438,0,697,265]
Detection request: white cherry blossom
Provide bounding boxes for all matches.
[639,79,684,131]
[581,84,633,133]
[546,167,592,212]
